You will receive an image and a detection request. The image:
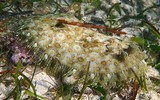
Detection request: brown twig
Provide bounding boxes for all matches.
[131,82,139,100]
[0,69,15,74]
[58,19,127,34]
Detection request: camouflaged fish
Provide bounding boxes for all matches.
[10,14,147,86]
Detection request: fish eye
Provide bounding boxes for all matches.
[124,45,132,54]
[114,50,126,61]
[55,22,65,28]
